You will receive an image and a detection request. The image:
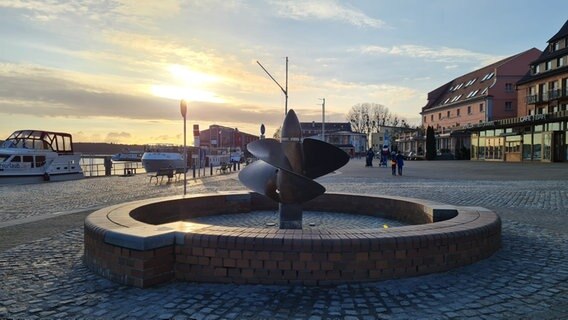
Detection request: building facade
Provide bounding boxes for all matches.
[468,20,568,162]
[300,122,367,157]
[199,125,259,151]
[420,48,542,157]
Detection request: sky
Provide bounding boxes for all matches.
[1,0,567,145]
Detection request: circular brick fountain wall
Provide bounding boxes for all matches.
[84,192,501,287]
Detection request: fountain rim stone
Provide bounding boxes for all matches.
[84,191,501,287]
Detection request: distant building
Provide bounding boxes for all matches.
[370,125,410,151]
[199,125,259,152]
[419,47,542,157]
[300,121,367,157]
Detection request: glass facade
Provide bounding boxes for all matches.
[469,119,567,162]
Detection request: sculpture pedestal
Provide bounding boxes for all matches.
[279,203,303,229]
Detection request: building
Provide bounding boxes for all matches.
[420,48,542,157]
[300,122,367,157]
[370,125,412,151]
[468,20,568,162]
[198,125,259,152]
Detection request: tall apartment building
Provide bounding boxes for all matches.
[420,48,541,155]
[468,19,568,162]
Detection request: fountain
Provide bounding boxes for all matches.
[84,110,501,288]
[239,109,349,229]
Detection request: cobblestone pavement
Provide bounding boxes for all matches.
[1,160,567,319]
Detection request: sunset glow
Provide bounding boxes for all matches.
[0,1,566,144]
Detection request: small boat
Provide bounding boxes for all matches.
[111,149,143,162]
[0,130,84,184]
[141,144,185,173]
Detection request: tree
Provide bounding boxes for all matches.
[346,102,407,134]
[426,126,437,160]
[272,126,281,139]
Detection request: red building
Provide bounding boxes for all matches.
[199,125,259,152]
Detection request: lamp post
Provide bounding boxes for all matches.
[319,98,325,142]
[257,57,288,116]
[180,99,188,196]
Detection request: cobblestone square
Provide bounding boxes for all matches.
[0,159,567,319]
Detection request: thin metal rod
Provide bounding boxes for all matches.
[257,57,289,115]
[285,57,288,115]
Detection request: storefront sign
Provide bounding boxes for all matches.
[520,114,547,122]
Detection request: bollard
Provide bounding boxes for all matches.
[210,163,213,176]
[233,162,236,171]
[104,156,112,176]
[238,162,240,171]
[192,164,196,178]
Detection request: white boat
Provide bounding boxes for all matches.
[0,130,84,184]
[141,144,185,173]
[111,149,143,162]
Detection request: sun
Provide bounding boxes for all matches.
[150,64,224,103]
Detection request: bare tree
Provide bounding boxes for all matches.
[347,103,398,134]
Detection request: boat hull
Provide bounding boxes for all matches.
[0,172,84,185]
[141,152,185,173]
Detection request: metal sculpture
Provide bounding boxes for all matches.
[239,109,349,229]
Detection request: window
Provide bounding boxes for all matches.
[558,57,564,67]
[546,61,552,71]
[505,102,513,111]
[481,87,488,95]
[457,109,460,116]
[11,156,21,162]
[424,116,427,123]
[431,115,434,121]
[467,106,471,114]
[35,156,46,167]
[505,83,513,92]
[447,111,451,118]
[534,64,540,74]
[438,113,441,119]
[479,103,484,112]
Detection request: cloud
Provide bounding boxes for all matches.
[105,131,132,143]
[0,62,285,129]
[357,44,506,66]
[270,0,386,28]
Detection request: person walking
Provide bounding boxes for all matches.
[391,156,397,176]
[366,148,375,167]
[396,151,405,176]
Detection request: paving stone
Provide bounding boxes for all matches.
[1,160,568,319]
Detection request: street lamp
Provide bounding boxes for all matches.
[319,98,325,142]
[257,57,288,116]
[180,99,188,196]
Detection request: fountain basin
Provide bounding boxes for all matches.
[84,192,501,288]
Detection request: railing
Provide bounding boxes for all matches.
[80,156,243,178]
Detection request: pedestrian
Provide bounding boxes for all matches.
[391,156,397,175]
[396,151,404,176]
[366,148,375,167]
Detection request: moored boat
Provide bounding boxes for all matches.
[111,149,143,162]
[141,144,185,173]
[0,130,84,184]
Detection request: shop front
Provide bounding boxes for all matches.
[469,112,568,162]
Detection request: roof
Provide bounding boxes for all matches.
[421,48,541,113]
[518,20,568,85]
[548,19,568,43]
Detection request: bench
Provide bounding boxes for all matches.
[148,168,174,184]
[174,167,188,181]
[216,163,230,174]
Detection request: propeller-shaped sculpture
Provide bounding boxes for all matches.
[239,109,350,229]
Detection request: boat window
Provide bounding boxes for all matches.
[23,156,34,168]
[35,156,46,167]
[11,156,21,162]
[0,154,9,162]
